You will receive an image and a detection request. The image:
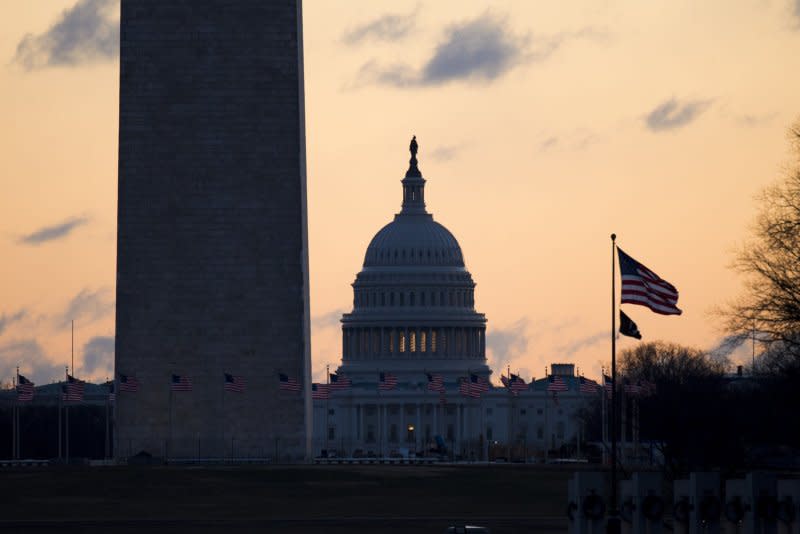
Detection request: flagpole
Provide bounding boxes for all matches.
[12,369,17,460]
[609,233,620,534]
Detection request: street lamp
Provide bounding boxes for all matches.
[408,424,415,457]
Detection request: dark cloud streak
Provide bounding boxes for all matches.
[19,216,89,245]
[82,335,114,376]
[342,8,417,45]
[645,98,712,132]
[0,310,26,336]
[14,0,119,70]
[57,287,114,330]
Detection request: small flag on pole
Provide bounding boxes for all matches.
[546,375,568,392]
[426,373,444,392]
[63,374,85,401]
[379,372,398,391]
[618,247,682,315]
[579,376,600,394]
[17,374,34,402]
[171,374,193,392]
[329,373,352,391]
[311,383,330,400]
[118,373,139,393]
[620,310,642,339]
[279,373,301,392]
[224,373,246,393]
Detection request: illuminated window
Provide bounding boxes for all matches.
[431,331,437,353]
[409,331,416,353]
[399,332,406,353]
[420,331,427,352]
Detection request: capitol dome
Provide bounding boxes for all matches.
[337,137,489,383]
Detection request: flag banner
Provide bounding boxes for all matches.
[579,376,600,394]
[17,374,34,402]
[171,374,193,392]
[379,372,398,391]
[547,375,568,392]
[224,373,246,393]
[329,373,352,391]
[460,374,488,398]
[278,373,301,392]
[118,373,139,393]
[509,373,528,393]
[459,377,479,398]
[62,374,85,401]
[426,373,444,392]
[618,247,681,315]
[312,383,330,400]
[620,310,643,339]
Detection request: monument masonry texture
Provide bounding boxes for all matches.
[115,0,311,460]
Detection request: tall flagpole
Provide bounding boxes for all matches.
[609,233,620,534]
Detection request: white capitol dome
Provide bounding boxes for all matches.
[337,137,490,384]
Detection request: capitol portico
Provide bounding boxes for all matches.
[312,139,596,460]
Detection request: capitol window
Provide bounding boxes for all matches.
[431,330,437,353]
[399,332,406,352]
[409,331,416,352]
[420,331,426,352]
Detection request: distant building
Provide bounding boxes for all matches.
[312,140,596,459]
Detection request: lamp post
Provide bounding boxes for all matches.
[408,424,415,458]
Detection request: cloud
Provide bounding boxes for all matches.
[19,216,89,245]
[486,318,530,371]
[13,0,119,70]
[82,335,114,376]
[429,144,463,162]
[539,137,559,152]
[0,310,26,336]
[353,13,607,89]
[312,309,346,330]
[0,339,65,385]
[342,7,417,45]
[557,330,606,359]
[57,287,115,329]
[735,112,778,128]
[645,98,712,132]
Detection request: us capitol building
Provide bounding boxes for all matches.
[312,138,597,460]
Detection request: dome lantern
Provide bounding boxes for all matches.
[400,136,427,216]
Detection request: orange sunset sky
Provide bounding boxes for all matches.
[1,0,799,386]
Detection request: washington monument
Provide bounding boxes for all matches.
[115,0,311,460]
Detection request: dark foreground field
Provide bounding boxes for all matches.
[2,464,573,533]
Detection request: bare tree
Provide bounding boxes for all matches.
[722,122,800,359]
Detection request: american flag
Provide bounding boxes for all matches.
[224,373,246,393]
[459,374,488,398]
[379,372,398,391]
[426,373,444,392]
[171,374,193,392]
[63,374,84,401]
[311,383,330,400]
[279,373,301,392]
[329,373,352,391]
[16,374,34,402]
[118,373,139,393]
[509,373,528,394]
[618,247,682,315]
[579,376,599,394]
[547,375,568,392]
[603,374,613,397]
[107,382,115,402]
